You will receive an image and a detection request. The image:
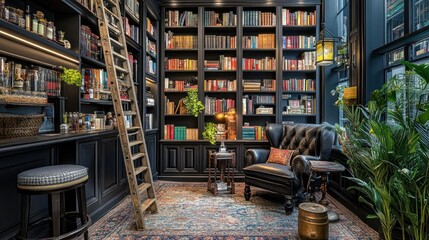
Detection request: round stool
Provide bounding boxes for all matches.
[16,165,91,240]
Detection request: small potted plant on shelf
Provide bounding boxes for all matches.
[59,67,82,87]
[184,88,204,117]
[203,122,218,145]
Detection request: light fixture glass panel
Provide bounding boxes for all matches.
[316,38,334,66]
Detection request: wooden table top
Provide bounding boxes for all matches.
[309,160,345,173]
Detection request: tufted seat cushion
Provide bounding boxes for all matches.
[243,163,296,184]
[17,165,88,191]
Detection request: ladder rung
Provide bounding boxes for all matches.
[138,183,151,193]
[135,166,148,175]
[115,65,129,73]
[141,198,156,212]
[130,140,144,147]
[105,0,118,7]
[127,126,141,132]
[108,23,120,35]
[131,153,146,161]
[124,111,137,116]
[113,51,127,61]
[110,38,124,48]
[105,8,120,20]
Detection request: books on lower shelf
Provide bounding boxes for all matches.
[165,58,197,70]
[145,114,153,129]
[242,125,267,140]
[243,11,276,26]
[165,10,198,27]
[204,56,237,70]
[243,79,276,91]
[204,80,236,91]
[282,52,316,70]
[125,17,140,43]
[282,9,316,26]
[282,94,316,114]
[282,79,315,91]
[283,36,315,49]
[164,78,198,91]
[165,32,198,49]
[204,10,237,26]
[146,17,156,36]
[242,57,276,70]
[164,125,198,140]
[81,68,110,100]
[205,35,236,49]
[204,97,235,114]
[242,34,275,49]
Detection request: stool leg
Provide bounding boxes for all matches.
[77,185,89,240]
[17,194,31,239]
[50,193,61,237]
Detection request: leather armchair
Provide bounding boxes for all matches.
[243,123,335,214]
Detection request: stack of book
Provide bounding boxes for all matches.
[164,125,198,140]
[242,126,266,140]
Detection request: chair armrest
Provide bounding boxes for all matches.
[245,149,270,167]
[291,155,320,175]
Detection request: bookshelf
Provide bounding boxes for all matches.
[159,3,320,180]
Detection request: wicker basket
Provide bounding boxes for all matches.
[0,113,45,139]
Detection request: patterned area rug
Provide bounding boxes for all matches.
[89,181,378,239]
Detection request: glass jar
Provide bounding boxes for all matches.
[0,0,5,19]
[32,14,38,33]
[8,7,17,24]
[46,21,54,40]
[0,57,6,88]
[17,9,25,28]
[38,18,45,36]
[13,64,23,89]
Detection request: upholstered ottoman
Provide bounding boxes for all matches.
[16,165,91,240]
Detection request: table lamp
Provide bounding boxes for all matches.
[214,112,227,153]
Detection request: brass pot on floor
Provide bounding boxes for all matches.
[298,202,329,240]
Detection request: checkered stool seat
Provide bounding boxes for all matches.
[17,165,88,191]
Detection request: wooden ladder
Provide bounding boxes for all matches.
[95,0,158,230]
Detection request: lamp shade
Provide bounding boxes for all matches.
[316,38,334,66]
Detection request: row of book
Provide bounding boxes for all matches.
[243,11,276,26]
[282,94,316,114]
[80,25,102,61]
[282,52,316,70]
[243,79,276,91]
[146,17,156,37]
[146,56,156,75]
[204,56,237,70]
[165,80,197,91]
[204,80,237,91]
[164,125,199,140]
[125,17,140,43]
[205,35,237,49]
[242,57,276,70]
[282,9,316,26]
[242,126,267,140]
[81,68,110,100]
[252,95,275,104]
[242,34,276,49]
[165,58,198,70]
[146,37,157,56]
[282,36,315,49]
[164,97,178,114]
[165,10,198,27]
[124,0,140,19]
[165,32,198,49]
[204,10,237,26]
[283,79,315,92]
[204,97,236,114]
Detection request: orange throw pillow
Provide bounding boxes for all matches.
[266,147,294,165]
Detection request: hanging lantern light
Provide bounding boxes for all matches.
[316,37,334,66]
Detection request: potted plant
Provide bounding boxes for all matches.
[329,61,429,240]
[59,67,82,87]
[202,122,217,145]
[184,88,204,117]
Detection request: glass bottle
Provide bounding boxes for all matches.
[8,7,16,24]
[0,57,6,88]
[38,18,45,36]
[46,21,54,40]
[25,5,31,31]
[0,0,5,19]
[32,14,38,33]
[17,9,25,28]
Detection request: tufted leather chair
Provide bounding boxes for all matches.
[243,123,335,214]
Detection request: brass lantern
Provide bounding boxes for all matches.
[316,38,334,66]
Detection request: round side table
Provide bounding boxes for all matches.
[309,160,345,222]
